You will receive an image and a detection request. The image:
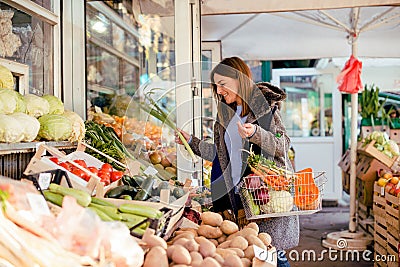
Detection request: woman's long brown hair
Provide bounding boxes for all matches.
[210,57,254,118]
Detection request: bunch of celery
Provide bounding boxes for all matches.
[140,94,198,163]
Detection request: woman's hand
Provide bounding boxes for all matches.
[237,122,256,138]
[175,128,191,145]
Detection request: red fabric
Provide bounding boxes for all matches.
[336,55,363,94]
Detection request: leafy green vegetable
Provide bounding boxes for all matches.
[42,95,64,115]
[38,114,72,141]
[24,94,50,118]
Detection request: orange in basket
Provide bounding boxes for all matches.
[294,168,320,210]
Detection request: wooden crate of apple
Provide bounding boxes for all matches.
[49,157,124,186]
[377,170,400,196]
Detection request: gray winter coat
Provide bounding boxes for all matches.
[189,82,299,250]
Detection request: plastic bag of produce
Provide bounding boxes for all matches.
[24,94,50,118]
[9,112,40,142]
[38,114,72,141]
[0,114,24,143]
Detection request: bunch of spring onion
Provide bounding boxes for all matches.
[140,91,198,163]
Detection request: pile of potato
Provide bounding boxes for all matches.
[141,211,275,267]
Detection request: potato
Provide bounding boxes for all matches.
[240,227,258,237]
[213,253,224,264]
[226,231,241,241]
[178,228,198,236]
[244,245,255,260]
[229,236,248,250]
[190,251,203,262]
[191,261,203,267]
[245,235,266,250]
[201,211,223,226]
[203,257,221,267]
[223,254,243,267]
[217,240,232,249]
[194,236,207,243]
[173,232,195,242]
[217,234,227,244]
[226,248,245,258]
[215,248,236,259]
[258,233,272,246]
[220,220,239,235]
[197,225,223,239]
[198,238,217,258]
[171,245,191,265]
[173,237,191,247]
[241,258,251,267]
[166,245,177,259]
[253,257,271,267]
[143,231,168,249]
[144,246,168,267]
[245,222,259,234]
[209,239,219,247]
[184,239,199,252]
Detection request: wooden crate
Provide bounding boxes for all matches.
[358,140,400,171]
[374,182,387,217]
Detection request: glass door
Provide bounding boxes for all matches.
[272,68,342,201]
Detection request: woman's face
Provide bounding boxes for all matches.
[213,73,242,105]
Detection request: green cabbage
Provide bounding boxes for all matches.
[0,114,24,143]
[0,88,17,114]
[9,112,40,142]
[42,95,64,115]
[24,94,50,118]
[38,114,72,141]
[63,110,85,142]
[0,65,14,89]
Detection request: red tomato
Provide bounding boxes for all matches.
[101,163,113,173]
[110,171,124,183]
[50,157,59,164]
[73,159,87,168]
[87,167,99,176]
[72,169,86,180]
[59,162,70,171]
[98,171,110,186]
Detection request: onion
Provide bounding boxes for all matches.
[253,187,270,205]
[149,152,162,165]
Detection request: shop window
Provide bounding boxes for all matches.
[29,0,53,12]
[279,73,334,137]
[0,1,56,95]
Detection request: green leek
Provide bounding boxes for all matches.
[140,92,198,163]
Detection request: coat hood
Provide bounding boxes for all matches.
[256,82,287,104]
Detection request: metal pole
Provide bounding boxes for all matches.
[348,8,360,233]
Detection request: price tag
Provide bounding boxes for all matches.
[27,193,51,216]
[144,166,158,176]
[253,245,277,265]
[191,179,199,187]
[381,186,385,196]
[38,173,52,190]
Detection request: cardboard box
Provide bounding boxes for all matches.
[356,155,391,181]
[338,149,351,173]
[390,129,400,144]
